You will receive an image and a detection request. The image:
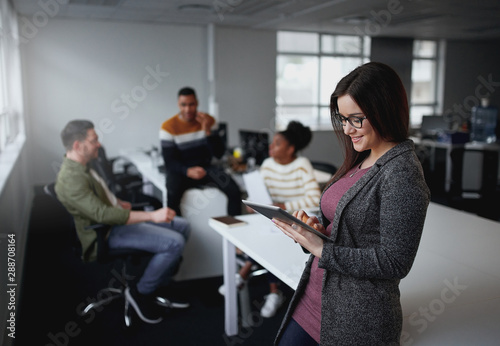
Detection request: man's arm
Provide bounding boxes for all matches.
[58,173,176,226]
[117,199,132,210]
[160,131,188,175]
[126,207,176,224]
[197,112,225,159]
[56,172,130,225]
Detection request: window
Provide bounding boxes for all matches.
[0,2,25,194]
[410,40,441,127]
[276,31,370,130]
[0,4,24,155]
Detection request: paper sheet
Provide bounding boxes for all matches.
[242,170,273,204]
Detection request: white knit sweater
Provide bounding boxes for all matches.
[259,156,321,211]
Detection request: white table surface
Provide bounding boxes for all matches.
[210,202,500,344]
[399,203,500,345]
[210,213,309,289]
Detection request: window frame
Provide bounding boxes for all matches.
[0,2,26,195]
[410,39,443,128]
[276,31,371,131]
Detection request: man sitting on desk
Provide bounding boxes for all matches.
[160,86,241,216]
[55,120,190,324]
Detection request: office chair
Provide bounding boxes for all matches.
[310,161,337,175]
[311,161,337,190]
[207,122,229,169]
[214,122,228,156]
[90,146,162,210]
[43,183,186,327]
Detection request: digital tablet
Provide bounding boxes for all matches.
[242,200,331,242]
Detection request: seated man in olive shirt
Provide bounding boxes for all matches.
[55,120,190,324]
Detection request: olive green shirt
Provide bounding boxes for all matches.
[55,157,130,262]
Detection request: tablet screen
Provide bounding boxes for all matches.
[242,200,331,242]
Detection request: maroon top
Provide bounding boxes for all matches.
[292,165,370,342]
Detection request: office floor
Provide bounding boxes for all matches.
[15,187,293,346]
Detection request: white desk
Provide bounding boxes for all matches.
[209,213,309,336]
[210,203,500,344]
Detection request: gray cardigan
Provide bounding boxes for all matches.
[275,140,430,345]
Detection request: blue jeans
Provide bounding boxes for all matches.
[107,216,190,295]
[278,318,318,346]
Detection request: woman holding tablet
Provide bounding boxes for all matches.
[273,62,430,345]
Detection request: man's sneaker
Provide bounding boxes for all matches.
[125,286,163,324]
[218,273,247,296]
[260,291,285,318]
[156,296,190,309]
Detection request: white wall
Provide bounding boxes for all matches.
[21,18,209,185]
[215,26,277,147]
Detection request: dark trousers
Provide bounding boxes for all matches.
[166,166,242,216]
[278,318,318,346]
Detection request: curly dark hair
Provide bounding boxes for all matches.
[279,121,312,154]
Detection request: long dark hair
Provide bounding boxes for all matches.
[329,62,409,181]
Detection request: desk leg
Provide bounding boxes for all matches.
[142,176,153,197]
[223,238,238,336]
[445,146,452,192]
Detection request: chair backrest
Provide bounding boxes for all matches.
[44,182,112,262]
[311,161,337,175]
[43,183,83,258]
[89,147,118,193]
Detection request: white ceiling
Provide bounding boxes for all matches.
[11,0,500,40]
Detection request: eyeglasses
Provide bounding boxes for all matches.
[85,138,99,145]
[335,113,367,129]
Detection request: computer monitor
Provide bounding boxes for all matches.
[238,130,269,165]
[420,115,450,139]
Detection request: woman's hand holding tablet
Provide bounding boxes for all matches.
[242,200,331,243]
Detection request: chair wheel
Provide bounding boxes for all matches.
[124,299,133,327]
